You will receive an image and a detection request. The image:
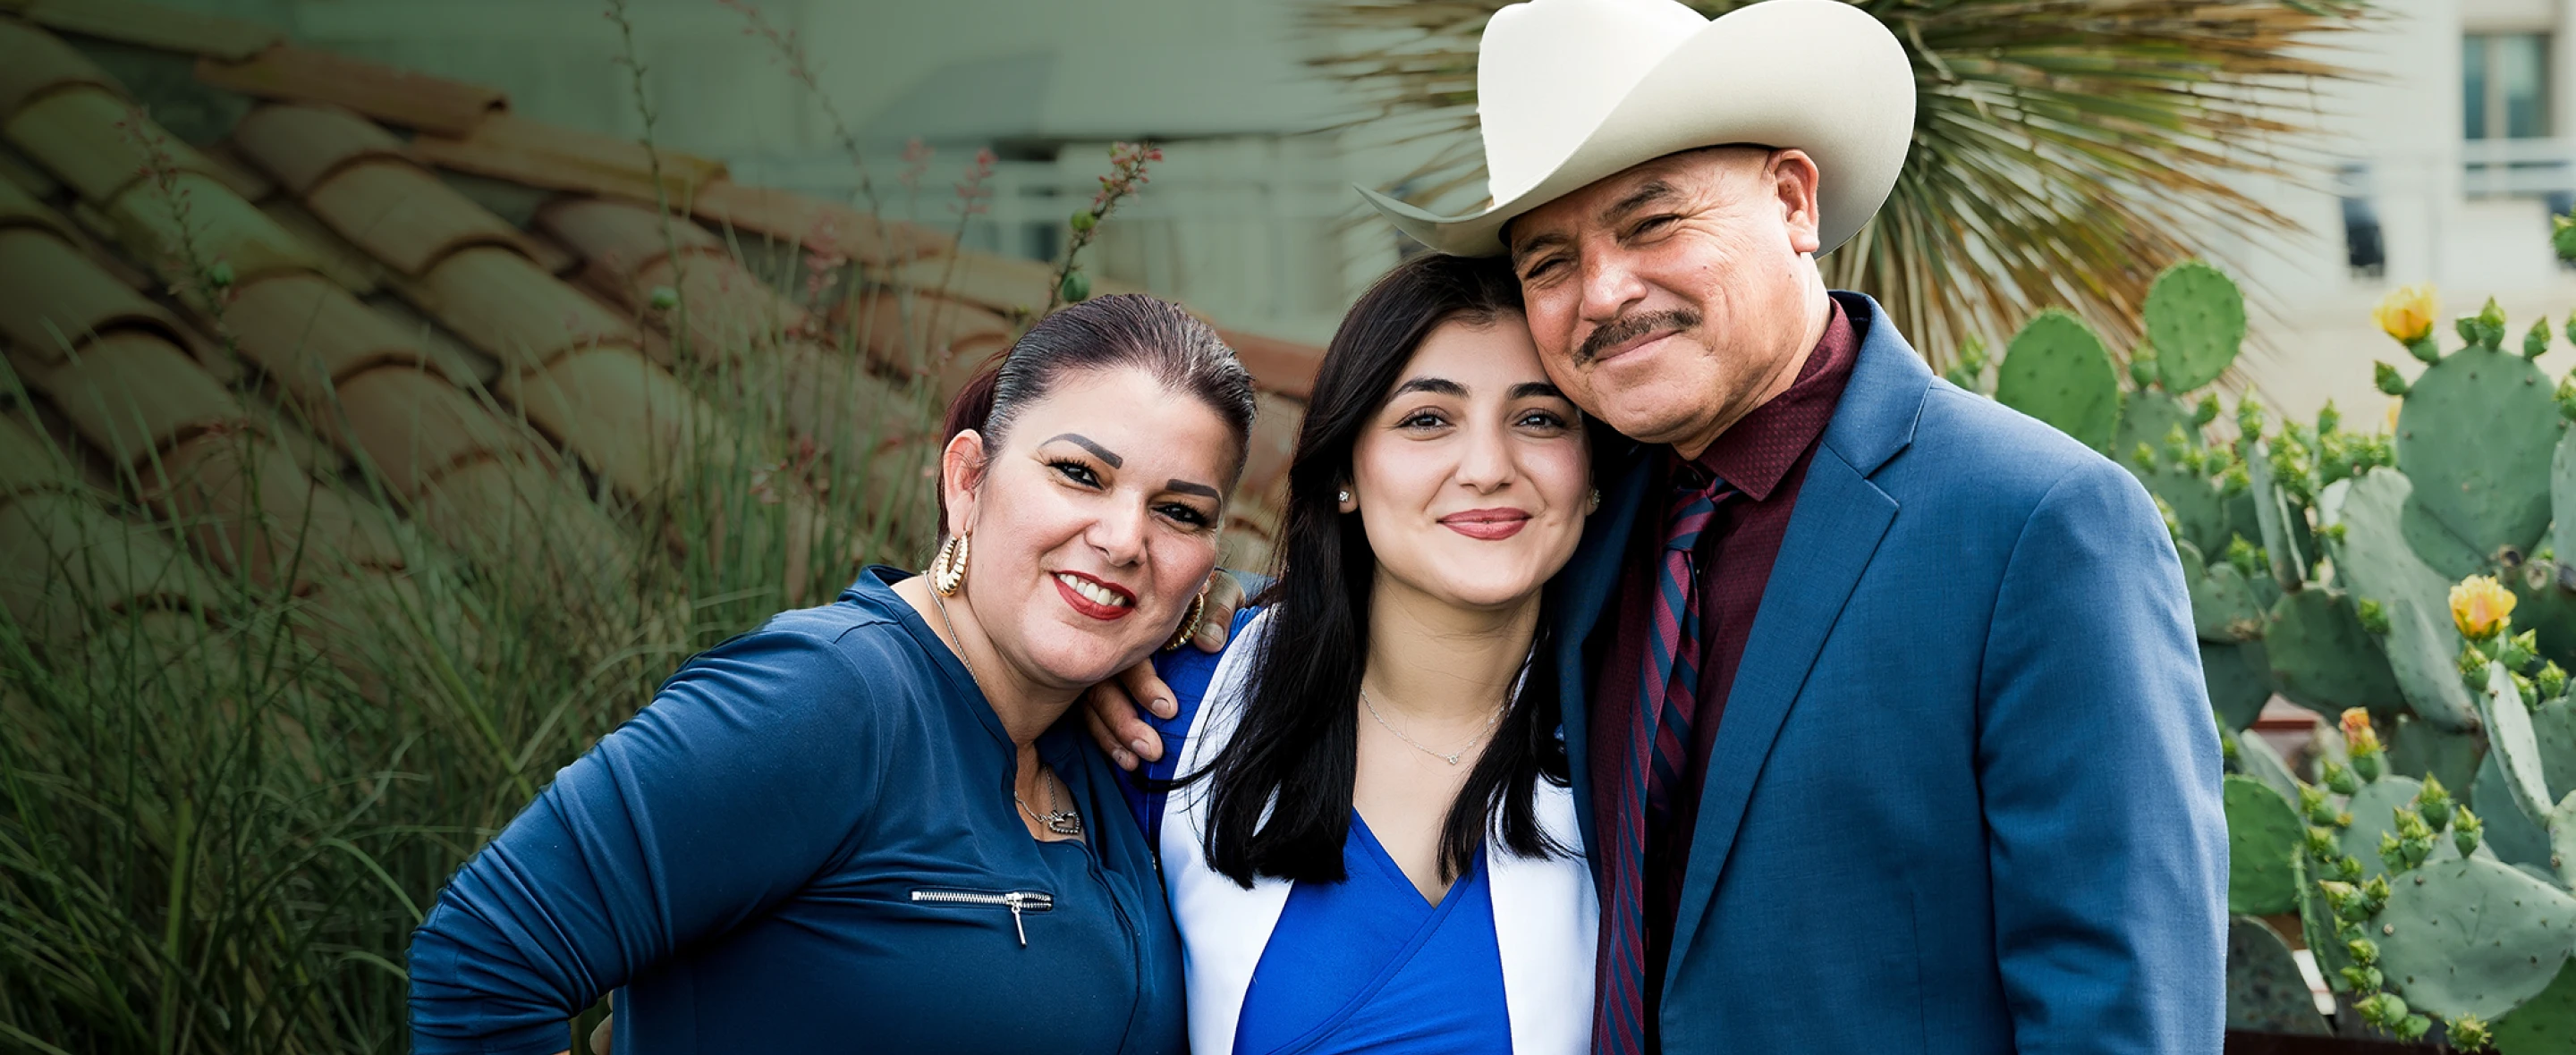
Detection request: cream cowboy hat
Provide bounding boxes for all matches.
[1360,0,1917,258]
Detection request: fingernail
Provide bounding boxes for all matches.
[1114,749,1135,770]
[1130,738,1154,757]
[1207,628,1228,649]
[1154,696,1177,718]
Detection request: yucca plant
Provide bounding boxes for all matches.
[1303,0,2377,369]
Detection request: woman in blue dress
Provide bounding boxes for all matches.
[406,294,1256,1055]
[1124,253,1600,1055]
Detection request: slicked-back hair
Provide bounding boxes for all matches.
[937,294,1258,530]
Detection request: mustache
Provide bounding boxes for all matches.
[1577,308,1701,365]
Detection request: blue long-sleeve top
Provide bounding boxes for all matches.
[407,566,1186,1055]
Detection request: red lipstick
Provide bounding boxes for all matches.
[1051,570,1136,620]
[1439,507,1532,541]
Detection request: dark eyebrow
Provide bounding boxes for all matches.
[1164,480,1222,499]
[1508,231,1569,269]
[1601,179,1680,225]
[1509,381,1568,401]
[1041,433,1122,468]
[1391,376,1468,399]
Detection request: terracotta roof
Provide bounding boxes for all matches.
[0,5,1323,663]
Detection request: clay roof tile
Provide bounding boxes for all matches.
[411,245,638,373]
[536,196,722,281]
[0,491,216,629]
[1214,328,1321,401]
[148,432,407,587]
[0,227,188,367]
[305,158,535,276]
[692,180,953,265]
[332,365,523,497]
[232,103,413,196]
[0,16,122,122]
[24,330,245,466]
[4,85,228,205]
[196,44,504,139]
[16,0,284,63]
[87,171,326,306]
[225,273,430,404]
[410,112,723,204]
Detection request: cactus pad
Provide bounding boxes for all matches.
[2226,916,2333,1034]
[2535,696,2576,803]
[2141,261,2246,392]
[2480,663,2555,829]
[2340,774,2428,880]
[2116,390,2200,477]
[2549,429,2576,566]
[2475,752,2556,872]
[2320,471,2479,726]
[2374,856,2576,1021]
[2226,776,2302,914]
[2267,589,2407,719]
[2233,725,2304,804]
[2385,716,2481,796]
[2553,794,2576,891]
[1996,309,2120,452]
[2493,958,2576,1055]
[2396,347,2563,559]
[2147,465,2234,558]
[2205,640,2274,732]
[2190,563,2266,643]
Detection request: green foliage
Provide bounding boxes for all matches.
[2394,348,2563,559]
[2224,777,2301,915]
[1996,309,2120,451]
[2140,261,2245,392]
[2265,590,2405,721]
[2372,857,2576,1021]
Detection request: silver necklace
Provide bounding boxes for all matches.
[1359,686,1504,767]
[931,587,1082,838]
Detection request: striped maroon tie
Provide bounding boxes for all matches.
[1595,470,1729,1055]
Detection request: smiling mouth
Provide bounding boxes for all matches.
[1439,508,1532,541]
[1052,571,1136,620]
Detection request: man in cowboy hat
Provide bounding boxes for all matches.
[1099,0,2226,1051]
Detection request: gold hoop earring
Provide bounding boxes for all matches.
[930,534,970,595]
[1165,589,1208,652]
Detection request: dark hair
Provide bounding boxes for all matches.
[937,294,1258,529]
[1196,251,1575,889]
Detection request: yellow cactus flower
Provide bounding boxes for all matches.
[2372,284,2436,345]
[2450,574,2517,639]
[2339,708,2381,755]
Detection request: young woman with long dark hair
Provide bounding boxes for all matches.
[1123,252,1599,1055]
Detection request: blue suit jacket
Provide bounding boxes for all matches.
[1548,293,2227,1053]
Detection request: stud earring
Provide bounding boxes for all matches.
[929,533,970,595]
[1337,489,1352,504]
[1588,489,1601,513]
[1165,589,1208,652]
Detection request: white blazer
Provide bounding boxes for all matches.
[1152,610,1599,1055]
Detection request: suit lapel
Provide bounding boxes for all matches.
[1661,293,1928,992]
[1553,447,1651,874]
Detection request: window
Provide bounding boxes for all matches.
[2464,33,2551,140]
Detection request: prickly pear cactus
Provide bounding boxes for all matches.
[2337,774,2428,880]
[2473,752,2555,871]
[2479,663,2555,828]
[2265,589,2405,719]
[2226,776,2302,914]
[2549,425,2576,570]
[2319,470,2480,730]
[2225,916,2331,1035]
[2373,856,2576,1021]
[2394,338,2563,561]
[1996,309,2120,452]
[2142,260,2247,393]
[2492,959,2576,1054]
[2115,390,2203,477]
[2205,640,2273,732]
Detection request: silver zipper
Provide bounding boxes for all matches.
[910,889,1055,946]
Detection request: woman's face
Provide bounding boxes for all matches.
[1348,314,1590,613]
[946,365,1234,693]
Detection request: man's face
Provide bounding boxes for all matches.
[1505,147,1825,457]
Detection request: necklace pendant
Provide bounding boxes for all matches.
[1045,813,1084,837]
[1444,752,1462,765]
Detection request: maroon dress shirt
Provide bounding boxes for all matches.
[1589,296,1860,1034]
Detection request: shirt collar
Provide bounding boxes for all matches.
[1679,297,1860,502]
